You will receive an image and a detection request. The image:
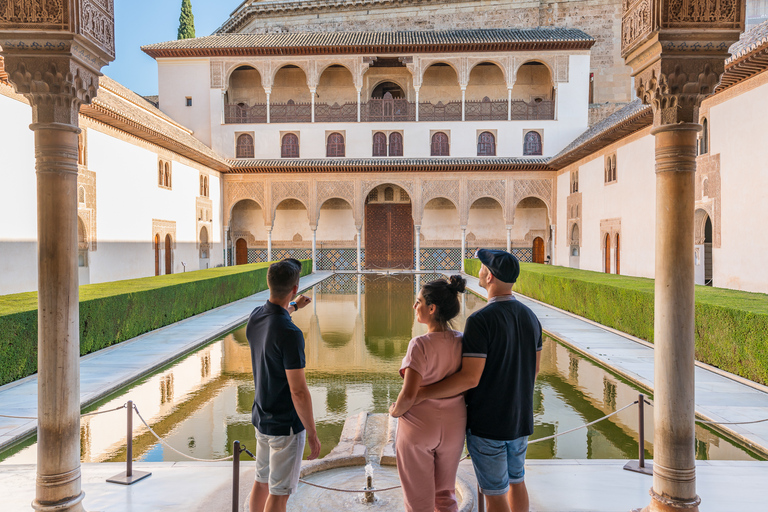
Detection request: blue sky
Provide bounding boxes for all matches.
[105,1,243,96]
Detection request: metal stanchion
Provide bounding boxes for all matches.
[107,400,152,484]
[233,440,241,512]
[624,394,653,475]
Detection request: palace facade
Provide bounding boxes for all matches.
[1,5,767,294]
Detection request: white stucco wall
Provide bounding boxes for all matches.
[708,79,768,293]
[157,58,213,147]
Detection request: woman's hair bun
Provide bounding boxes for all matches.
[447,275,466,293]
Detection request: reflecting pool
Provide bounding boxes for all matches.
[0,274,761,464]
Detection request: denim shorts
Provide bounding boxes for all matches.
[466,430,529,495]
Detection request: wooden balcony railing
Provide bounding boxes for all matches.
[223,99,555,123]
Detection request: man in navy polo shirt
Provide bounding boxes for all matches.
[247,258,320,512]
[418,249,542,512]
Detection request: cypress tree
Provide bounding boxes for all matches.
[178,0,196,40]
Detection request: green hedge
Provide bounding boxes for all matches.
[465,260,768,385]
[0,260,312,386]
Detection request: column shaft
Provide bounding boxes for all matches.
[267,229,273,262]
[415,225,421,271]
[461,89,466,122]
[460,227,466,273]
[649,123,701,511]
[415,89,420,122]
[356,227,362,272]
[311,91,316,123]
[266,92,271,124]
[507,88,513,121]
[506,227,512,253]
[312,229,317,273]
[357,90,361,122]
[33,125,85,512]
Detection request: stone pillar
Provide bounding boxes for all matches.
[310,89,316,123]
[1,7,115,512]
[356,88,362,122]
[460,87,466,122]
[414,88,420,122]
[620,2,744,510]
[266,90,271,124]
[507,88,513,121]
[415,225,421,271]
[506,226,512,253]
[553,83,559,120]
[356,226,362,272]
[311,227,317,272]
[649,123,701,509]
[267,228,273,262]
[460,227,466,273]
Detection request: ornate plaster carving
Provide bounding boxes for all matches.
[317,180,354,209]
[514,179,552,213]
[468,179,505,210]
[152,219,177,249]
[225,180,265,225]
[421,180,460,218]
[271,180,310,215]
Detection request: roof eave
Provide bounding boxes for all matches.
[225,159,552,174]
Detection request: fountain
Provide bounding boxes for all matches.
[276,413,475,512]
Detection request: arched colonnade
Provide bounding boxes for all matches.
[224,175,553,270]
[217,53,567,123]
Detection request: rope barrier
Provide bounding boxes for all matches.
[132,404,234,462]
[0,403,127,420]
[0,413,38,420]
[297,480,402,493]
[696,417,768,426]
[528,400,639,444]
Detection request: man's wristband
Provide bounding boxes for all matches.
[289,301,298,310]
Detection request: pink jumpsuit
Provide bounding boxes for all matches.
[396,330,467,512]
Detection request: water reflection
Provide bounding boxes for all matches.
[0,274,761,464]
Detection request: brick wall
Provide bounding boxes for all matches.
[230,0,632,105]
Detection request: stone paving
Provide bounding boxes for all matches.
[0,271,333,452]
[463,273,768,457]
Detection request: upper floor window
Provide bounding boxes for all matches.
[431,132,449,156]
[236,134,255,159]
[200,175,209,197]
[281,133,299,158]
[327,132,345,157]
[158,159,172,190]
[389,132,403,157]
[186,97,192,107]
[372,132,387,157]
[700,118,708,154]
[384,187,395,201]
[571,171,579,194]
[477,131,496,156]
[605,154,617,183]
[78,186,85,204]
[523,131,542,156]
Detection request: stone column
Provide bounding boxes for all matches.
[267,228,273,262]
[460,226,466,273]
[310,88,316,123]
[414,225,421,271]
[507,88,513,121]
[506,226,512,253]
[356,226,362,272]
[356,88,362,122]
[2,7,114,511]
[460,87,466,122]
[311,227,317,272]
[620,2,743,510]
[553,83,559,120]
[648,123,701,510]
[266,90,271,124]
[414,87,420,122]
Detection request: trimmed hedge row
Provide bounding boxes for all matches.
[0,260,312,386]
[465,259,768,385]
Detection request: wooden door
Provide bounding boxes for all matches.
[165,234,172,274]
[532,237,545,264]
[604,234,611,274]
[154,234,160,276]
[236,238,248,265]
[615,234,620,275]
[365,203,413,269]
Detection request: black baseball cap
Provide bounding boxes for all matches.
[476,249,520,284]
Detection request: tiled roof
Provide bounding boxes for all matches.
[81,77,229,172]
[548,99,652,169]
[727,19,768,63]
[719,20,768,91]
[142,28,594,57]
[228,156,550,173]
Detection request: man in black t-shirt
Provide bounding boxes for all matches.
[418,249,542,512]
[246,259,320,512]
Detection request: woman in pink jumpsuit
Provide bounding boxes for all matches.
[389,275,467,512]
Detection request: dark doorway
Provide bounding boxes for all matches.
[532,237,545,264]
[371,81,405,99]
[164,234,172,274]
[236,238,248,265]
[155,233,160,276]
[604,233,611,274]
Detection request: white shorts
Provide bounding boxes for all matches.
[254,428,306,495]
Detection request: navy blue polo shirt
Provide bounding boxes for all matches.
[462,296,543,440]
[246,300,306,435]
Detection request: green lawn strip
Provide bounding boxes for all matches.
[0,260,311,385]
[465,259,768,385]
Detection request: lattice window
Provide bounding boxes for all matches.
[700,118,708,154]
[477,131,496,156]
[384,187,394,201]
[327,132,345,157]
[523,131,542,156]
[605,154,617,183]
[431,132,449,156]
[368,188,379,202]
[78,186,85,204]
[372,132,387,157]
[571,171,579,193]
[389,132,403,156]
[236,134,255,159]
[158,162,163,186]
[281,133,299,158]
[159,160,172,190]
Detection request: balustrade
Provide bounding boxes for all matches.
[223,99,554,123]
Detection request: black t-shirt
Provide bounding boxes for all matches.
[246,300,306,436]
[462,297,543,440]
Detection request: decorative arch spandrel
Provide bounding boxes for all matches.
[271,180,310,223]
[225,180,265,226]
